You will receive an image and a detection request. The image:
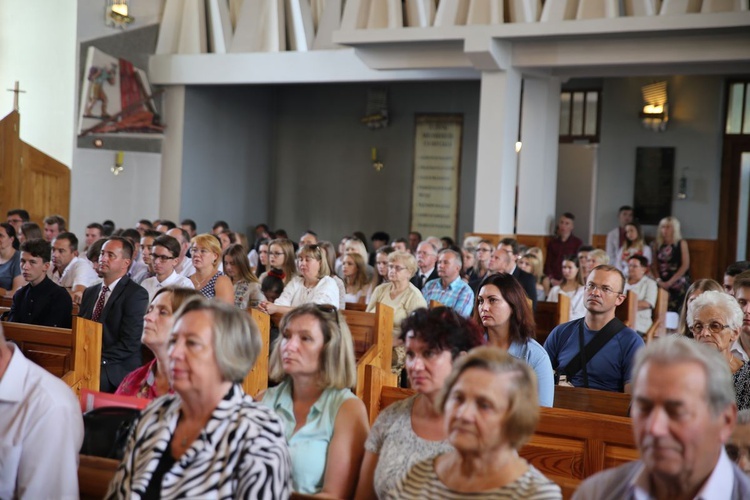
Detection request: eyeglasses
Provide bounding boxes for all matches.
[151,254,175,262]
[190,248,212,255]
[476,247,492,253]
[315,304,340,328]
[387,264,406,272]
[269,251,285,257]
[585,282,623,295]
[690,321,731,336]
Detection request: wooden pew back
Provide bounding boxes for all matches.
[553,385,631,417]
[615,290,638,329]
[242,308,271,398]
[344,303,395,398]
[3,316,102,394]
[534,294,570,346]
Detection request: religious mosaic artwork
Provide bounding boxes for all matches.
[77,47,163,137]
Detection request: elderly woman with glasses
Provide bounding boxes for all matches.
[259,304,369,497]
[688,290,750,409]
[367,251,427,374]
[106,297,291,498]
[259,244,339,316]
[388,347,561,499]
[188,234,233,303]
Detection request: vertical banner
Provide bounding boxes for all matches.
[410,114,463,239]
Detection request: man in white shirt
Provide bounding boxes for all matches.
[167,227,196,278]
[732,271,750,363]
[84,222,104,251]
[49,232,99,303]
[140,234,194,301]
[575,336,750,499]
[410,241,438,291]
[0,323,84,499]
[605,205,633,264]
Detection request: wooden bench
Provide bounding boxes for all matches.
[3,316,102,394]
[364,364,637,499]
[615,290,638,329]
[345,301,367,311]
[534,294,570,346]
[553,384,631,417]
[242,308,271,398]
[344,303,395,398]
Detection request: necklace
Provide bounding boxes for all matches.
[193,272,213,290]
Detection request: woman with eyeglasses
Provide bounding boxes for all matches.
[687,290,750,409]
[546,255,586,320]
[188,234,234,303]
[260,244,339,316]
[677,278,724,337]
[367,251,427,375]
[259,303,369,497]
[473,273,555,407]
[355,307,484,499]
[259,238,297,287]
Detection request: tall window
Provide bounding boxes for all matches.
[726,81,750,135]
[559,90,601,143]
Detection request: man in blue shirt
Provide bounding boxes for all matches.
[544,265,644,393]
[422,247,474,318]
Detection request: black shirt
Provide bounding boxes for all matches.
[8,276,72,328]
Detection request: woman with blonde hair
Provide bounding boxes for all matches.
[222,243,265,309]
[260,238,297,287]
[652,215,691,312]
[519,252,549,301]
[615,221,652,277]
[188,234,233,303]
[344,238,374,280]
[260,304,369,496]
[342,252,373,304]
[260,244,339,315]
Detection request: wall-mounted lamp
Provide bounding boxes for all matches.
[677,167,688,200]
[111,151,125,176]
[371,147,384,172]
[640,81,668,132]
[515,141,522,153]
[106,0,134,28]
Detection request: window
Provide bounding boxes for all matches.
[726,81,750,135]
[559,89,601,143]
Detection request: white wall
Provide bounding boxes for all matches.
[557,144,597,245]
[77,0,164,43]
[0,0,77,166]
[69,148,162,238]
[596,75,725,239]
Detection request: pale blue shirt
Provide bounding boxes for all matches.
[508,339,555,407]
[261,379,355,494]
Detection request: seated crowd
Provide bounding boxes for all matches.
[1,208,750,499]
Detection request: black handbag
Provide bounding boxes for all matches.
[80,406,141,460]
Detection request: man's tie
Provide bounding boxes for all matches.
[91,285,109,322]
[421,274,427,287]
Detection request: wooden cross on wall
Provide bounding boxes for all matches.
[6,81,26,111]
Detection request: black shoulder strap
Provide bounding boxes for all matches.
[563,317,626,386]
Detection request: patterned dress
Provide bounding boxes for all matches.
[197,271,223,299]
[655,241,690,312]
[106,384,291,499]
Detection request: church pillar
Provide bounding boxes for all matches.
[473,69,522,234]
[159,85,185,220]
[516,76,561,236]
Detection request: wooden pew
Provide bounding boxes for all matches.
[242,308,271,398]
[364,364,638,499]
[653,288,668,337]
[534,294,570,346]
[615,290,638,329]
[3,316,102,394]
[553,385,631,417]
[344,303,396,398]
[345,301,367,311]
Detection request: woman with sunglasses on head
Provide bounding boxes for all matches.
[259,244,339,316]
[473,273,555,407]
[259,303,369,497]
[355,307,484,500]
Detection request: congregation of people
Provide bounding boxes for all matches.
[1,206,750,499]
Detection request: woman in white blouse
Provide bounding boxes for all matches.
[546,255,586,320]
[260,244,339,315]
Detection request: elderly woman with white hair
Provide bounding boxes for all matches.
[688,290,750,409]
[107,297,291,498]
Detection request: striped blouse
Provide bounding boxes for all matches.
[386,457,562,500]
[106,384,291,499]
